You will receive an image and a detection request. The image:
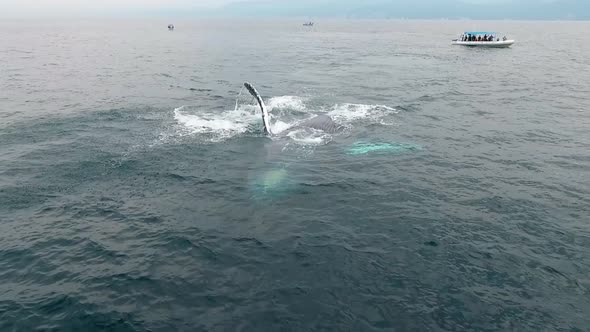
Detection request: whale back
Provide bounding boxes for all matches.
[300,114,343,134]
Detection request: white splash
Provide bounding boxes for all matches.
[286,128,331,146]
[170,95,399,144]
[267,96,307,112]
[328,103,399,123]
[270,120,294,135]
[173,105,259,142]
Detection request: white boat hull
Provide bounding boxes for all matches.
[452,40,515,48]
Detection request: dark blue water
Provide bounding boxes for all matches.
[1,19,590,331]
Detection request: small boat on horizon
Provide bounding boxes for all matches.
[452,31,514,48]
[303,22,314,27]
[168,24,175,31]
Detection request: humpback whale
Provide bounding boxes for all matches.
[243,82,343,135]
[240,82,421,199]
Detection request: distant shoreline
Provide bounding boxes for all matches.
[1,16,589,22]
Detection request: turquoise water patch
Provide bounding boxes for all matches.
[249,168,293,200]
[346,142,422,155]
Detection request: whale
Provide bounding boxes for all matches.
[241,82,421,199]
[243,82,343,135]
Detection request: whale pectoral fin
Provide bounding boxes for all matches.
[244,82,272,135]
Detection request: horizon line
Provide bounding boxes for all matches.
[1,15,589,22]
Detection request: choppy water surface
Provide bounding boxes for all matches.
[1,19,590,331]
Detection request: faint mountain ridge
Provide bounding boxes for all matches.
[212,0,589,20]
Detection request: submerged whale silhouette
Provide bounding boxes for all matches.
[243,82,343,135]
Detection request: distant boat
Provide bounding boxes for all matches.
[303,22,314,27]
[452,31,514,48]
[168,24,175,31]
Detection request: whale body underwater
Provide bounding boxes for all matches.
[243,82,343,135]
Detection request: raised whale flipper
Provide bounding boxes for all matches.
[243,82,342,136]
[244,82,272,135]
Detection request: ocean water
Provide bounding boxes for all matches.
[1,19,589,331]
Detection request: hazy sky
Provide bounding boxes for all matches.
[1,0,587,19]
[0,0,232,16]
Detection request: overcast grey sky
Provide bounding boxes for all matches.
[1,0,587,20]
[0,0,232,16]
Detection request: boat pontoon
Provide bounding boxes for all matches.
[452,32,514,48]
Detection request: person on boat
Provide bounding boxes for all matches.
[483,34,488,41]
[503,36,507,41]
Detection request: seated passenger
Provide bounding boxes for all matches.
[503,36,507,41]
